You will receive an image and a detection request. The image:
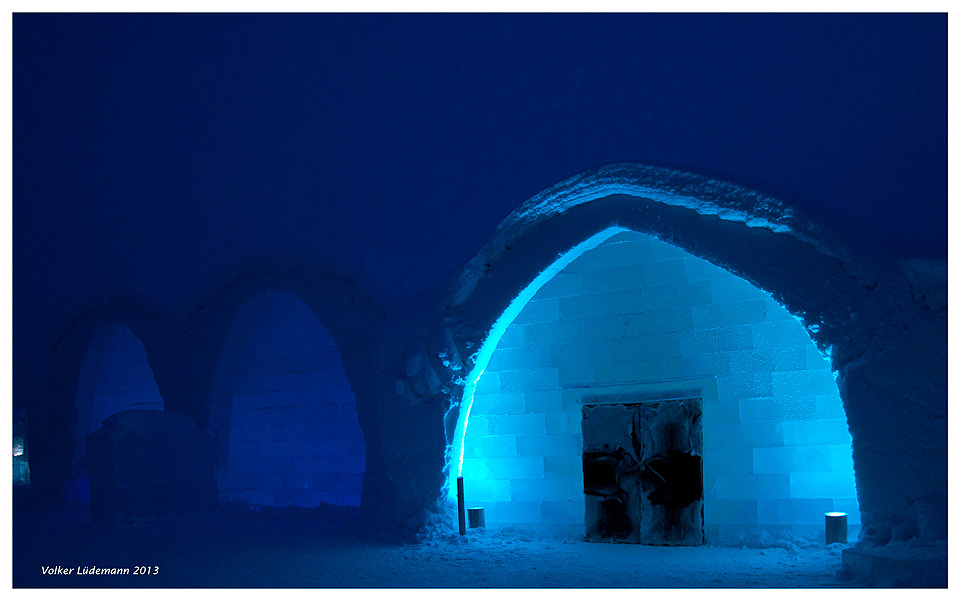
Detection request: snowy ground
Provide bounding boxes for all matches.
[12,504,867,589]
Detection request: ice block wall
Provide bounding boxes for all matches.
[460,230,858,543]
[68,322,166,503]
[76,322,166,436]
[213,291,365,508]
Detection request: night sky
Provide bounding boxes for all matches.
[13,13,947,400]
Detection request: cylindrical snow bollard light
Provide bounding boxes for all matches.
[457,476,466,536]
[468,507,485,529]
[825,512,848,544]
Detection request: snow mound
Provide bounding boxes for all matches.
[416,511,580,548]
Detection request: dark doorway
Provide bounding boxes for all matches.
[582,398,704,545]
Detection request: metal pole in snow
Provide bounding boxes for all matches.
[457,476,466,536]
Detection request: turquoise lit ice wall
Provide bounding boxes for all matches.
[451,229,859,544]
[214,292,365,508]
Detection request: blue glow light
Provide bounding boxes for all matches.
[447,227,628,499]
[447,228,860,541]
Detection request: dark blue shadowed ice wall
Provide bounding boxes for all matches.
[70,322,166,502]
[211,292,365,508]
[12,13,946,418]
[454,230,858,544]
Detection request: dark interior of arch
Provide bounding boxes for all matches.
[211,291,366,508]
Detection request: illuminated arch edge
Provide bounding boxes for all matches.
[446,227,628,499]
[441,163,859,504]
[449,163,846,308]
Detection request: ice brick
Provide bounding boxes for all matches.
[497,367,559,393]
[592,359,661,384]
[462,435,518,458]
[753,445,833,474]
[495,326,524,350]
[549,342,590,367]
[580,265,644,294]
[738,394,815,423]
[544,455,583,479]
[515,434,581,458]
[782,419,852,446]
[509,477,581,502]
[718,373,773,404]
[709,276,769,303]
[635,281,712,311]
[536,273,582,299]
[513,299,561,325]
[523,390,563,413]
[644,259,687,286]
[772,369,839,398]
[684,257,732,281]
[713,473,790,499]
[580,314,627,341]
[473,372,500,395]
[559,291,623,319]
[462,479,511,504]
[541,500,584,524]
[486,413,547,436]
[544,412,580,436]
[487,501,542,524]
[703,421,784,450]
[680,325,753,355]
[471,392,526,416]
[703,447,753,474]
[622,307,694,335]
[705,498,758,524]
[753,320,814,350]
[789,471,858,499]
[557,363,596,387]
[485,347,546,372]
[600,238,652,267]
[521,322,562,349]
[691,299,766,329]
[757,498,833,525]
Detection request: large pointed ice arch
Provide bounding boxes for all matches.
[32,298,179,501]
[180,253,389,513]
[435,163,946,545]
[448,226,629,490]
